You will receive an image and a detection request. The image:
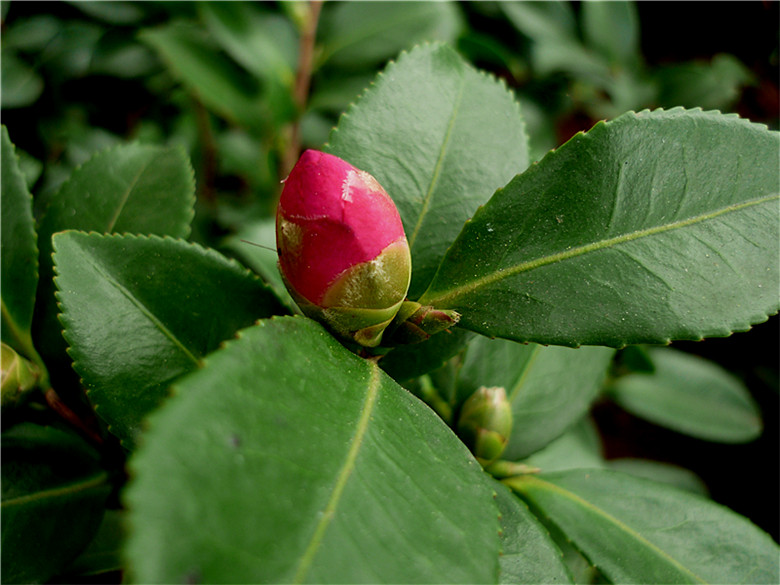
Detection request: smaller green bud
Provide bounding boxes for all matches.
[457,386,513,465]
[1,343,40,408]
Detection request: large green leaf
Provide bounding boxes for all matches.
[1,423,110,584]
[494,482,573,584]
[53,232,284,448]
[124,316,500,584]
[419,109,780,347]
[507,469,780,584]
[1,126,38,359]
[457,336,614,459]
[608,347,762,443]
[34,142,195,365]
[317,2,463,70]
[327,43,529,299]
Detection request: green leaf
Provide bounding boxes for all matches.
[608,458,709,497]
[124,316,500,584]
[581,0,640,67]
[223,217,297,313]
[494,482,573,584]
[139,22,275,133]
[327,43,529,299]
[1,126,38,360]
[0,50,44,108]
[317,1,463,70]
[457,336,614,459]
[608,347,762,443]
[34,141,195,365]
[1,423,110,584]
[380,328,474,383]
[420,109,780,347]
[507,469,780,584]
[61,509,125,579]
[53,232,284,448]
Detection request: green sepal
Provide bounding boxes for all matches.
[281,240,411,348]
[387,302,461,345]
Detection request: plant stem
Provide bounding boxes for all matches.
[281,0,323,179]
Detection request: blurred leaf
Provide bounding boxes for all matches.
[1,126,38,360]
[494,482,573,584]
[0,51,44,108]
[1,14,61,52]
[317,1,463,70]
[656,54,755,111]
[60,509,125,579]
[523,416,606,472]
[608,458,709,496]
[140,22,272,134]
[420,109,780,347]
[54,232,285,448]
[124,316,500,583]
[1,423,110,584]
[328,43,529,298]
[581,0,640,67]
[608,347,763,443]
[39,20,104,79]
[457,337,614,459]
[67,0,145,24]
[508,469,780,584]
[199,1,297,83]
[89,31,158,78]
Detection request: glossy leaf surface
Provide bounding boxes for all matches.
[457,336,614,458]
[1,126,38,358]
[327,43,529,298]
[509,469,780,584]
[34,142,195,363]
[53,232,284,448]
[609,347,762,442]
[1,423,110,584]
[125,316,499,584]
[420,109,780,347]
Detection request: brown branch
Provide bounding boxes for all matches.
[281,0,324,180]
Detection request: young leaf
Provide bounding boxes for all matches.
[124,316,500,584]
[522,416,606,473]
[419,109,780,347]
[34,141,195,369]
[494,482,573,584]
[457,336,614,459]
[317,2,463,70]
[1,126,38,359]
[1,423,110,584]
[327,43,529,299]
[507,469,780,584]
[608,347,762,443]
[53,232,285,448]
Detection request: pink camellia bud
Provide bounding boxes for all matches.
[276,150,412,347]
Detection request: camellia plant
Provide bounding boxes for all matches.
[2,23,779,585]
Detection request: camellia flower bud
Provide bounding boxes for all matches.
[1,342,39,408]
[457,386,513,465]
[276,150,412,347]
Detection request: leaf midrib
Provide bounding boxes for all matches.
[65,238,200,366]
[105,157,149,232]
[408,72,466,249]
[2,471,108,508]
[292,361,381,583]
[511,474,707,584]
[421,193,779,307]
